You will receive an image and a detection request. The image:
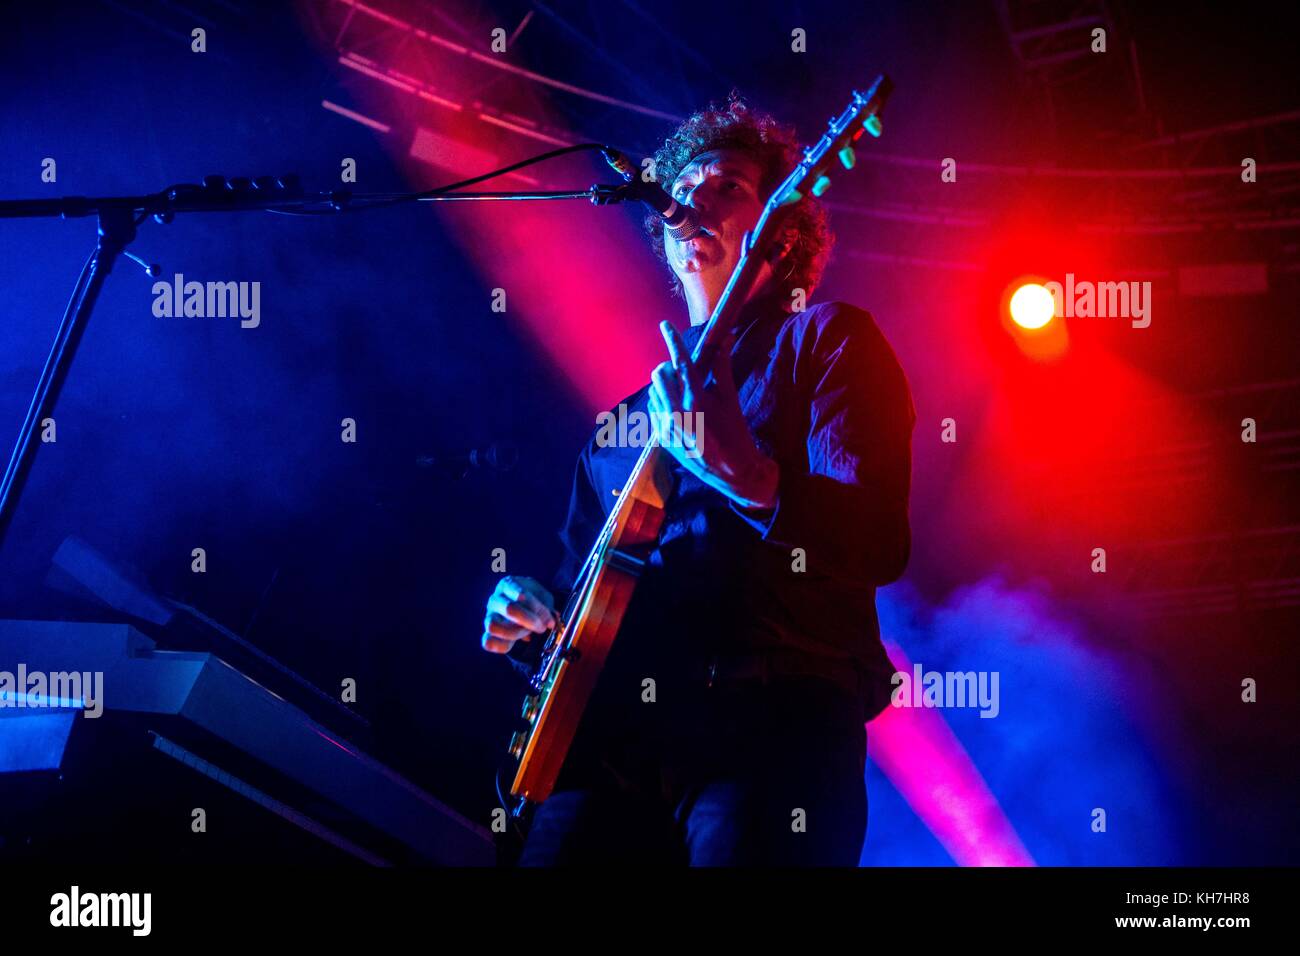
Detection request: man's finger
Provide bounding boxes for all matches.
[482,632,517,654]
[681,360,706,402]
[488,594,550,631]
[650,360,684,408]
[516,590,556,627]
[648,388,682,447]
[485,611,540,642]
[497,576,534,603]
[497,578,556,625]
[660,320,688,370]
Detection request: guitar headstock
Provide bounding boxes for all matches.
[691,75,894,362]
[742,75,893,263]
[774,74,893,207]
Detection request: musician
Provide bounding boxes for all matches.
[482,94,915,865]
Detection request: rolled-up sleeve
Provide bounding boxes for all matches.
[732,304,915,586]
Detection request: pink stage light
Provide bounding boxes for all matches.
[870,642,1036,866]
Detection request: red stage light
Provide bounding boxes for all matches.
[1009,282,1055,330]
[1000,277,1069,361]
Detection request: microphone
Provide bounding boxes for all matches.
[601,147,701,242]
[416,441,518,479]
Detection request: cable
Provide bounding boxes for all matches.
[495,759,528,841]
[244,143,610,218]
[331,142,608,213]
[413,142,606,199]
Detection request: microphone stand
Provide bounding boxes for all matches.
[0,175,634,547]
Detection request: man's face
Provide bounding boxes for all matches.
[665,148,767,285]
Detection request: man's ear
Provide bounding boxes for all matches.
[781,226,801,257]
[769,227,798,263]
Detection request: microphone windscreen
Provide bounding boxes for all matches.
[665,207,701,242]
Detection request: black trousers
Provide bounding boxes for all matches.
[517,674,867,866]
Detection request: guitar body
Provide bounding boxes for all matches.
[504,75,893,816]
[508,447,673,805]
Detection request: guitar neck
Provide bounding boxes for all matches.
[691,214,782,368]
[589,74,896,594]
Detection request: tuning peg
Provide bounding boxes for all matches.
[778,187,803,206]
[838,146,856,169]
[811,175,832,197]
[866,115,883,137]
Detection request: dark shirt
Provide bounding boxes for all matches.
[516,295,915,721]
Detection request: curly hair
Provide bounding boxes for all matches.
[645,93,833,307]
